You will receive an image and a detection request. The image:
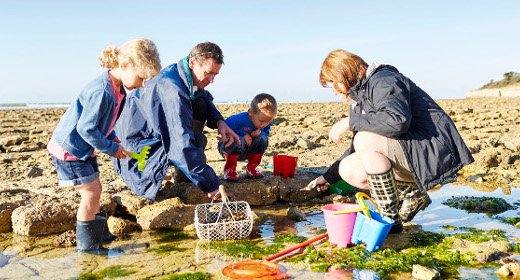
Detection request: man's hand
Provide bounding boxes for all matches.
[207,189,221,201]
[329,117,350,144]
[243,134,252,147]
[303,175,329,192]
[113,144,130,159]
[250,129,261,138]
[207,185,228,202]
[217,120,241,148]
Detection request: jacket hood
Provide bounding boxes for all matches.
[348,64,400,102]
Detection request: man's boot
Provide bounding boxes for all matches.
[366,170,403,233]
[396,181,432,223]
[223,153,239,181]
[76,218,107,254]
[96,207,117,243]
[245,153,264,179]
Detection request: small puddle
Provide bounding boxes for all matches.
[0,184,518,279]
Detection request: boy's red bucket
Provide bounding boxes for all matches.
[273,154,297,179]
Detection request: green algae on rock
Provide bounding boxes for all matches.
[286,227,515,279]
[163,272,211,280]
[77,265,137,280]
[443,196,516,213]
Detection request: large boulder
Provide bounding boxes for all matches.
[112,190,153,216]
[136,197,194,230]
[11,198,77,236]
[0,189,31,233]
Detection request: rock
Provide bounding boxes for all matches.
[296,138,314,150]
[286,206,305,221]
[503,138,520,152]
[482,152,500,168]
[136,197,195,230]
[11,199,77,236]
[449,238,510,263]
[53,230,76,247]
[227,177,279,206]
[252,211,268,226]
[107,216,141,235]
[0,189,31,233]
[412,264,440,280]
[174,177,281,206]
[113,191,153,216]
[25,167,43,178]
[166,182,208,205]
[0,136,27,147]
[278,174,320,203]
[496,262,520,277]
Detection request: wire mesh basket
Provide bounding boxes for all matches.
[194,186,253,241]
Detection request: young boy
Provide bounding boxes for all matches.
[219,93,277,181]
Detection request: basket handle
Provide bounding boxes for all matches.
[218,185,229,203]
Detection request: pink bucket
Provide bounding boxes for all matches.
[321,204,358,248]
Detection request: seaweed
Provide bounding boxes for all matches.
[286,227,509,279]
[147,244,187,254]
[163,272,211,280]
[155,230,193,243]
[77,265,137,279]
[443,196,515,213]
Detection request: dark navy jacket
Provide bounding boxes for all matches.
[112,59,221,200]
[323,65,474,191]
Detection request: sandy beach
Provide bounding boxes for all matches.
[1,98,518,195]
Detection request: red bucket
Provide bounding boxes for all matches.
[273,154,298,179]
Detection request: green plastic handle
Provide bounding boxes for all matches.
[129,146,151,172]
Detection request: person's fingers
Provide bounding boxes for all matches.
[303,180,317,191]
[317,185,329,192]
[224,136,234,148]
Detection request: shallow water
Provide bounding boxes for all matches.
[0,184,518,279]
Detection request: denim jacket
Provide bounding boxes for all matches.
[112,59,221,200]
[51,71,120,160]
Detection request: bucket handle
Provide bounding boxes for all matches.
[331,192,381,219]
[355,192,382,219]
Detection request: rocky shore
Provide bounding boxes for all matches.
[0,98,519,237]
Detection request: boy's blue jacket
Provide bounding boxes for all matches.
[112,59,222,200]
[52,71,120,160]
[225,111,271,137]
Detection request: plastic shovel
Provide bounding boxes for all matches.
[128,146,151,172]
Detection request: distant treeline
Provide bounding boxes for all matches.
[480,72,520,89]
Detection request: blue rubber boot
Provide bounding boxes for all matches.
[76,219,107,254]
[96,208,117,243]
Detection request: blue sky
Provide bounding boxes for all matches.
[1,1,519,103]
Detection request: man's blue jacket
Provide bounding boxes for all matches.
[112,59,222,200]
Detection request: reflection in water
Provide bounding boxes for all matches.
[0,184,518,279]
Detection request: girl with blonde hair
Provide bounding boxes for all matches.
[48,38,161,253]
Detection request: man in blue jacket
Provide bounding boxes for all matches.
[113,42,239,200]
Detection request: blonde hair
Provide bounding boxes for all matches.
[251,93,277,116]
[319,49,368,89]
[99,38,161,81]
